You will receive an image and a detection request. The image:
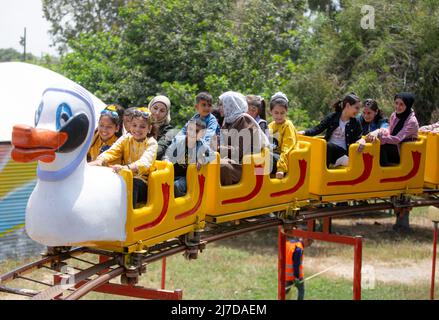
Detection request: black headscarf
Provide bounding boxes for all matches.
[392,92,415,136]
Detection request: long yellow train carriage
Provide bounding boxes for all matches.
[7,83,439,258]
[82,134,436,254]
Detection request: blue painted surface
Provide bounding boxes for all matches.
[0,181,36,236]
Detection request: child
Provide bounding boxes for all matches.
[359,99,389,135]
[87,104,124,162]
[122,107,137,134]
[164,118,209,197]
[171,91,219,159]
[246,95,268,134]
[268,92,298,179]
[89,108,158,207]
[165,92,219,196]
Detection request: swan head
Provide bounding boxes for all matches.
[11,84,95,181]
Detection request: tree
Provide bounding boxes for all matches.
[286,0,439,124]
[0,48,23,62]
[42,0,130,53]
[58,0,307,127]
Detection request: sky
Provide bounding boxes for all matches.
[0,0,58,57]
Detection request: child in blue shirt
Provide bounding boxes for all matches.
[164,92,220,197]
[176,92,220,153]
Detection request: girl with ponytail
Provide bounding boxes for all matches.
[300,93,364,168]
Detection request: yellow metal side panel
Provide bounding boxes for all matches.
[423,132,439,186]
[88,160,209,250]
[83,225,197,253]
[298,135,427,198]
[205,143,312,217]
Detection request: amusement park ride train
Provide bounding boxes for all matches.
[2,83,439,299]
[9,84,439,252]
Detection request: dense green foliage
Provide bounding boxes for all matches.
[30,0,439,128]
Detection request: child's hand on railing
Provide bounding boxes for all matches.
[357,138,366,153]
[276,171,285,179]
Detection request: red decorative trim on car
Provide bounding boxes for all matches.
[380,151,421,183]
[327,153,373,186]
[271,159,307,197]
[175,174,206,220]
[134,183,170,232]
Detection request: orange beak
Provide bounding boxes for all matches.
[11,124,68,163]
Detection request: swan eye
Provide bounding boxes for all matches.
[35,102,44,126]
[56,103,73,130]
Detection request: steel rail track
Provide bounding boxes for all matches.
[1,195,439,300]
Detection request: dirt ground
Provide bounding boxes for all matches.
[303,209,437,285]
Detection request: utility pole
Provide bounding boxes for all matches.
[19,27,27,61]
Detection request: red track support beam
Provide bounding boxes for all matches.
[92,283,182,300]
[278,226,286,300]
[307,219,315,232]
[431,221,438,300]
[161,257,167,290]
[353,236,363,300]
[323,217,332,234]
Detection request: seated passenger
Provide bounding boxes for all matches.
[246,95,268,134]
[268,92,298,179]
[89,108,158,207]
[87,104,124,162]
[299,93,364,168]
[359,99,388,135]
[366,92,419,166]
[164,118,214,197]
[149,95,174,160]
[212,108,224,126]
[419,120,439,133]
[122,107,136,134]
[218,91,269,185]
[171,91,220,154]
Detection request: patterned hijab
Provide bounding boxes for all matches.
[148,95,171,126]
[219,91,248,124]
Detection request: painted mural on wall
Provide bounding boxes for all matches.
[0,144,43,260]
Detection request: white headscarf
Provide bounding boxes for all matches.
[148,95,171,126]
[219,91,248,124]
[219,91,269,151]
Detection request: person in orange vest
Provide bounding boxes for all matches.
[286,238,305,300]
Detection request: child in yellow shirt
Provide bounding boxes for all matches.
[87,104,124,162]
[89,108,158,207]
[268,92,298,179]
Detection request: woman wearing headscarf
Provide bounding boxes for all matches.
[218,91,269,185]
[366,92,419,166]
[149,95,174,160]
